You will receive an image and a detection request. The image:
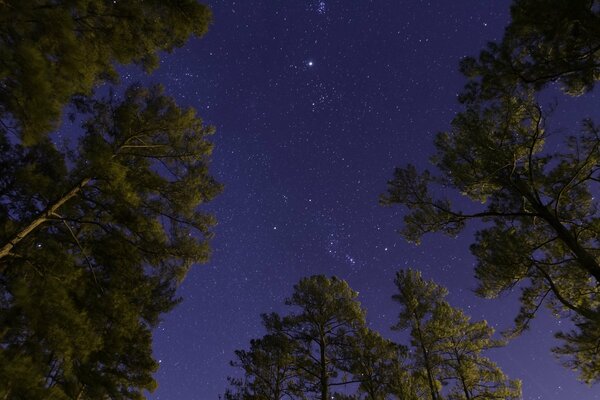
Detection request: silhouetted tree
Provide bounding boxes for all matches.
[0,2,219,398]
[382,85,600,383]
[228,274,522,400]
[228,276,373,400]
[269,276,368,400]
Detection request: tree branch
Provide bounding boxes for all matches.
[0,178,91,261]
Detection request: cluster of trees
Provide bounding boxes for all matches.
[1,0,599,398]
[381,0,600,384]
[224,274,521,400]
[0,1,219,398]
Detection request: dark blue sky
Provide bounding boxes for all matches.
[127,1,600,399]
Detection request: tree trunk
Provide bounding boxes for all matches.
[414,316,440,400]
[320,335,328,400]
[453,347,471,400]
[516,180,600,285]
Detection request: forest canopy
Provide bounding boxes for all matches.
[225,274,521,400]
[2,0,600,398]
[382,0,600,384]
[0,0,212,144]
[0,1,220,398]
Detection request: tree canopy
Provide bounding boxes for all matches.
[225,333,302,400]
[382,0,600,384]
[459,0,600,101]
[226,273,518,400]
[0,0,212,144]
[227,275,374,400]
[269,275,368,400]
[0,84,221,399]
[342,327,417,400]
[0,1,220,397]
[392,269,521,400]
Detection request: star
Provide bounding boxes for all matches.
[317,1,326,15]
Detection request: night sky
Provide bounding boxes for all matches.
[119,1,600,399]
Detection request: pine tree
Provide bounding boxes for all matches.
[0,0,212,144]
[225,333,303,400]
[382,87,600,383]
[0,85,221,399]
[227,276,369,400]
[382,4,600,382]
[425,302,521,400]
[460,0,600,101]
[0,2,219,397]
[392,269,521,400]
[274,276,367,400]
[392,269,445,400]
[343,327,418,400]
[228,273,522,400]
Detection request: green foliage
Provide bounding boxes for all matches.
[225,333,303,400]
[228,274,520,400]
[227,276,401,400]
[392,270,446,400]
[0,0,212,144]
[0,1,218,396]
[383,93,600,382]
[0,85,221,398]
[277,275,367,400]
[554,319,600,384]
[460,0,600,101]
[426,303,521,400]
[343,328,418,400]
[382,0,600,384]
[392,269,521,400]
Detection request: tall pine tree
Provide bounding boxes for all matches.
[0,85,221,399]
[392,269,521,400]
[271,276,367,400]
[425,302,521,400]
[227,276,373,400]
[392,269,445,400]
[224,333,302,400]
[342,327,418,400]
[383,1,600,382]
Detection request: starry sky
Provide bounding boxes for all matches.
[119,1,600,399]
